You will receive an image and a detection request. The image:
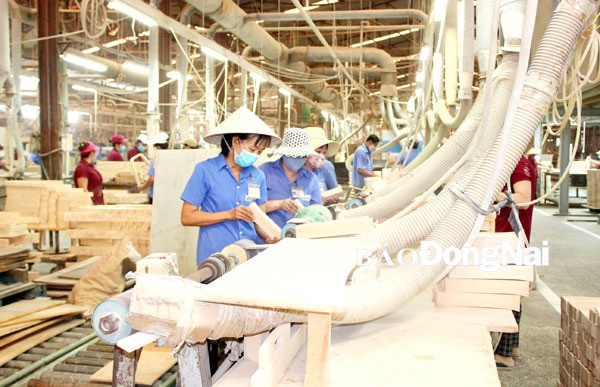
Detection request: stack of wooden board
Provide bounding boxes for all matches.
[559,296,600,387]
[103,189,148,205]
[0,246,33,273]
[96,160,149,183]
[64,205,151,258]
[0,212,40,248]
[4,181,92,230]
[33,257,99,299]
[433,233,533,320]
[588,169,600,210]
[0,298,86,367]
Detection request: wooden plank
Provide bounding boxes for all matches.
[434,284,521,311]
[442,278,531,297]
[305,313,331,387]
[0,319,44,337]
[249,202,281,240]
[0,315,71,347]
[0,298,65,325]
[197,238,379,313]
[448,265,534,282]
[0,318,85,367]
[34,257,99,288]
[0,303,86,327]
[89,344,177,385]
[295,217,374,239]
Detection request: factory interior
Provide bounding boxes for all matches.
[0,0,599,386]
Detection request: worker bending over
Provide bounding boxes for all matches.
[352,134,380,188]
[180,107,281,264]
[260,127,322,229]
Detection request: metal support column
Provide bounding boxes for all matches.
[177,343,212,387]
[159,0,172,133]
[557,123,571,215]
[38,0,62,180]
[112,346,141,387]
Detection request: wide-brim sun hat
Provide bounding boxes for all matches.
[304,126,340,157]
[204,106,282,146]
[147,131,169,145]
[274,127,318,158]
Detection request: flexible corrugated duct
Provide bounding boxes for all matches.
[127,0,596,341]
[185,0,343,108]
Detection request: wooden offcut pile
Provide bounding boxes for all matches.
[559,296,600,387]
[96,161,148,184]
[588,169,600,210]
[4,181,92,230]
[103,189,148,205]
[0,212,39,250]
[0,298,86,367]
[65,205,152,259]
[33,257,99,299]
[0,246,37,301]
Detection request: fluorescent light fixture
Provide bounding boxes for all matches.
[138,31,150,37]
[20,75,39,91]
[103,38,127,48]
[67,110,90,124]
[251,73,266,83]
[433,0,448,22]
[397,82,416,90]
[415,72,424,82]
[190,53,201,59]
[284,5,319,13]
[21,105,40,119]
[351,28,419,48]
[233,72,241,78]
[82,47,100,54]
[313,0,338,4]
[72,84,96,93]
[278,88,291,97]
[397,74,408,80]
[107,1,157,27]
[201,46,227,62]
[166,71,192,80]
[126,36,138,41]
[62,53,108,73]
[123,60,149,75]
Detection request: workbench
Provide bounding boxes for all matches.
[215,287,501,387]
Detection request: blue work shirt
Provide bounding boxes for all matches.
[399,148,421,166]
[260,159,322,228]
[312,160,338,191]
[352,144,373,188]
[148,159,155,199]
[181,154,268,264]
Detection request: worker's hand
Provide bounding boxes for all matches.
[137,185,145,193]
[280,199,300,215]
[324,197,338,206]
[230,205,255,222]
[265,235,281,244]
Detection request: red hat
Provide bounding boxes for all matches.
[80,141,99,154]
[111,134,128,145]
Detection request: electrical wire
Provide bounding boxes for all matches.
[80,0,108,39]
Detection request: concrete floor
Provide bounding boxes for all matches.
[499,205,600,387]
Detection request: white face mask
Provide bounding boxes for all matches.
[368,145,376,153]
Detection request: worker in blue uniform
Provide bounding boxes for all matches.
[351,134,380,188]
[180,107,282,264]
[260,127,323,228]
[304,126,340,204]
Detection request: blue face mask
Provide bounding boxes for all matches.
[119,145,126,153]
[282,156,307,172]
[235,148,259,168]
[137,145,146,152]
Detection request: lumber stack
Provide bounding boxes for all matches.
[64,205,152,259]
[433,233,533,325]
[96,160,148,184]
[559,296,600,387]
[103,189,149,205]
[0,297,86,367]
[0,246,34,273]
[0,212,39,248]
[588,169,600,210]
[4,181,93,230]
[33,257,99,299]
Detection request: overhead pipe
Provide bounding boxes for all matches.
[287,46,397,97]
[0,0,15,97]
[261,25,425,33]
[62,48,150,87]
[244,9,428,23]
[187,0,343,108]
